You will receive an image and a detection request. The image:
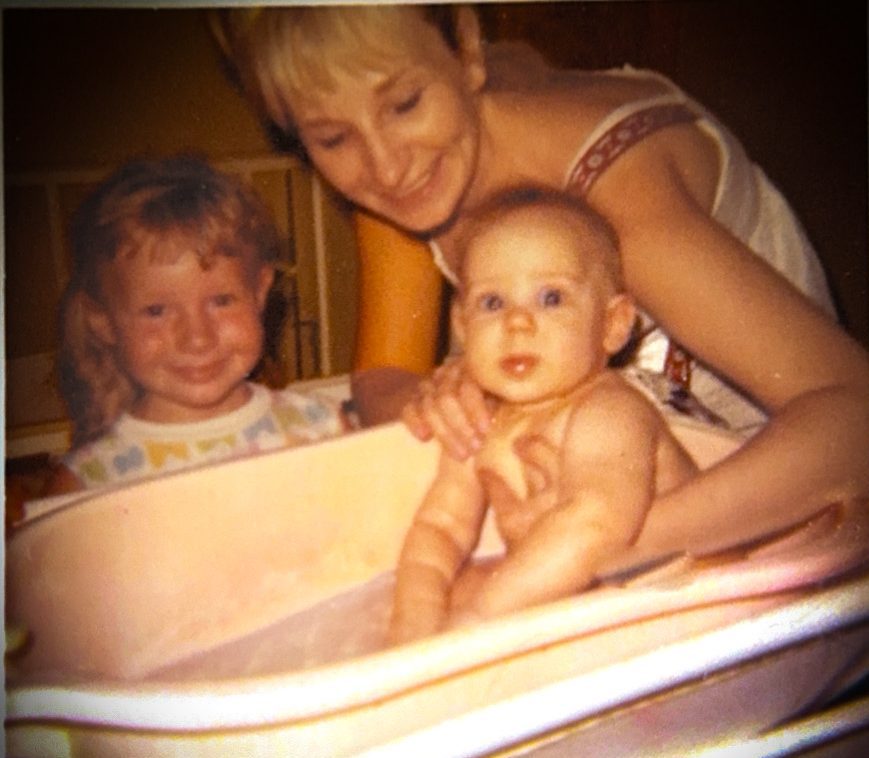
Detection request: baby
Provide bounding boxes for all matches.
[43,155,346,496]
[390,188,698,643]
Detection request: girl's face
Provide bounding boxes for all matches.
[287,8,485,234]
[454,209,631,406]
[90,244,272,423]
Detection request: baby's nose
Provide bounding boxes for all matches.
[505,305,536,332]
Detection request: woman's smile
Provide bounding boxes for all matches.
[377,154,448,221]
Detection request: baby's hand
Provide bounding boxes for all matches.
[401,358,494,460]
[513,434,560,497]
[388,605,446,647]
[477,436,561,541]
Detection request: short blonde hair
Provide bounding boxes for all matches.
[210,5,465,158]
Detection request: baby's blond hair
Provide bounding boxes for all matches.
[456,186,623,295]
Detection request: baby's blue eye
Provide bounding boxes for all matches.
[478,293,504,312]
[540,288,563,308]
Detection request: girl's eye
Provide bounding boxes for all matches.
[539,288,563,308]
[393,89,421,115]
[212,293,235,307]
[477,293,504,312]
[143,304,165,318]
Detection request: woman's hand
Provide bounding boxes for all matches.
[401,358,495,459]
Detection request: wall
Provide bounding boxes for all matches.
[4,1,868,443]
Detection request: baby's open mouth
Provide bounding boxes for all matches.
[499,355,539,377]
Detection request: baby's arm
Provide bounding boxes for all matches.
[465,383,662,619]
[390,452,487,644]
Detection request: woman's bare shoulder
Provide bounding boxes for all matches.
[488,61,684,175]
[487,43,670,103]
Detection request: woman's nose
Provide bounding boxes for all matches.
[366,132,410,189]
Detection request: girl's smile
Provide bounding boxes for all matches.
[93,249,272,424]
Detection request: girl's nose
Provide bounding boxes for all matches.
[177,307,217,352]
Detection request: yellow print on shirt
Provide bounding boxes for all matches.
[146,441,190,469]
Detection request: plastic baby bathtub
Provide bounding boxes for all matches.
[6,403,869,757]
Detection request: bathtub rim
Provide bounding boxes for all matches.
[8,562,869,733]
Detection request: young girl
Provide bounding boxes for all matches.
[44,155,346,495]
[390,189,698,642]
[213,4,869,562]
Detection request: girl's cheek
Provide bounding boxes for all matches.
[228,309,265,343]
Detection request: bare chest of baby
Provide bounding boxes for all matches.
[472,380,697,550]
[473,402,572,549]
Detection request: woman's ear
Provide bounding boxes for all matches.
[455,6,487,92]
[602,294,637,355]
[83,295,117,346]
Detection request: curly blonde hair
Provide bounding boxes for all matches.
[59,154,279,446]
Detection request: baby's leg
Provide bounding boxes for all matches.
[449,555,503,621]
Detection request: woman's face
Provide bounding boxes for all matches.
[286,9,484,234]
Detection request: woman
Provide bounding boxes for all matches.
[212,4,869,558]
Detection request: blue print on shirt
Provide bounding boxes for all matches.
[113,446,145,475]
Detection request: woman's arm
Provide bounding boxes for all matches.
[594,130,869,555]
[351,212,445,426]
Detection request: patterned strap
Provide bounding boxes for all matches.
[566,102,700,394]
[664,341,693,393]
[566,103,697,196]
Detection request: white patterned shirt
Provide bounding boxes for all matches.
[62,383,347,489]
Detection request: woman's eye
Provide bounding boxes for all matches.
[317,132,347,150]
[478,293,504,312]
[213,293,235,308]
[540,288,563,308]
[393,89,421,115]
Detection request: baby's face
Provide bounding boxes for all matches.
[455,210,616,405]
